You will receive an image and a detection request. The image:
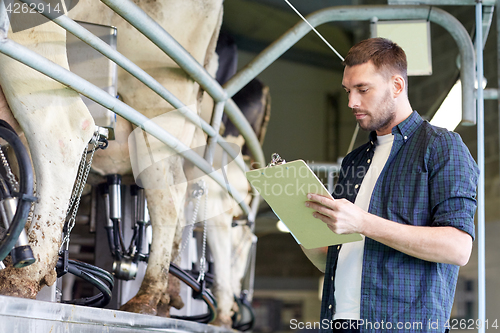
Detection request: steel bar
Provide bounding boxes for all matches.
[224,5,476,124]
[204,101,226,165]
[476,2,486,332]
[0,0,8,39]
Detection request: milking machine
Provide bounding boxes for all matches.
[102,175,144,281]
[56,127,114,308]
[100,176,219,323]
[0,120,36,269]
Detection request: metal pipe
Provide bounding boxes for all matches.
[136,188,148,224]
[483,88,498,100]
[481,6,495,47]
[0,38,250,216]
[204,101,226,165]
[0,0,9,39]
[16,0,246,175]
[224,5,476,125]
[476,2,486,332]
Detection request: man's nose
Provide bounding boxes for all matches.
[348,93,360,109]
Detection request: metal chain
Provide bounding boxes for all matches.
[60,130,99,253]
[198,186,209,282]
[66,145,88,215]
[174,180,206,263]
[0,145,19,193]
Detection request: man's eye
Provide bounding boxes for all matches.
[359,89,368,93]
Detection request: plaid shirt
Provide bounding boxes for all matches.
[320,111,479,332]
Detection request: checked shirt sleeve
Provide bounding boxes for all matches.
[428,131,479,239]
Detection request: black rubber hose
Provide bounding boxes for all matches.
[71,259,114,288]
[112,219,122,260]
[0,173,11,199]
[0,126,34,262]
[133,222,145,264]
[57,258,113,308]
[232,296,255,331]
[105,225,116,258]
[169,262,217,323]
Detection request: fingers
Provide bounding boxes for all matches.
[306,200,332,217]
[307,193,335,209]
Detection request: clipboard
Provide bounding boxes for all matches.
[246,156,362,249]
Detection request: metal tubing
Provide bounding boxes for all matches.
[16,0,246,174]
[204,101,226,165]
[0,38,250,215]
[137,189,148,224]
[224,5,476,125]
[476,2,486,332]
[0,0,9,39]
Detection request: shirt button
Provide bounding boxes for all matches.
[367,159,371,163]
[331,276,334,281]
[329,304,332,309]
[404,135,408,140]
[354,184,359,189]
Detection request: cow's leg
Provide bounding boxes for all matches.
[206,212,234,328]
[157,215,185,317]
[231,225,254,299]
[0,22,94,297]
[120,130,189,314]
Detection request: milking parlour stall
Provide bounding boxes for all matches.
[0,0,487,332]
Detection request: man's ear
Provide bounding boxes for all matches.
[392,75,405,97]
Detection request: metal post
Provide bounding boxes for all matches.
[476,2,486,332]
[204,101,226,165]
[0,0,9,39]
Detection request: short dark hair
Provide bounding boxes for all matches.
[343,38,408,87]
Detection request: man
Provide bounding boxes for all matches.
[303,38,479,333]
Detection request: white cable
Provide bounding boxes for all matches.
[283,0,344,62]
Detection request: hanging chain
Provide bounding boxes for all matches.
[174,179,206,263]
[0,145,19,193]
[198,186,209,283]
[60,130,100,253]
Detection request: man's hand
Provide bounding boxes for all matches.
[305,193,473,266]
[305,193,367,235]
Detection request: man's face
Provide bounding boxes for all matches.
[342,61,396,134]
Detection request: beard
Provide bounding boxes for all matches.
[355,88,396,132]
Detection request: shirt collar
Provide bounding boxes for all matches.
[368,110,422,145]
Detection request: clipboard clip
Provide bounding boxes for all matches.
[267,153,286,167]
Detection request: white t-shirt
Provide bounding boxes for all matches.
[333,133,394,320]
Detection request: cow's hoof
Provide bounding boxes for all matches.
[211,316,233,329]
[119,294,158,316]
[0,267,38,299]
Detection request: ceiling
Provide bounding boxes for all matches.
[221,0,387,71]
